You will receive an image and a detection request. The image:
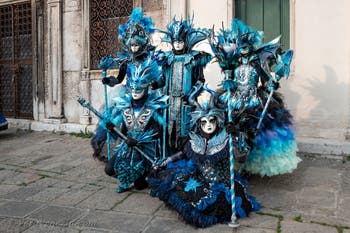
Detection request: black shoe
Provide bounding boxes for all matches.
[134,176,149,190]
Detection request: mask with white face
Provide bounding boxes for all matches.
[173,41,185,51]
[131,88,146,100]
[200,116,217,135]
[130,44,141,54]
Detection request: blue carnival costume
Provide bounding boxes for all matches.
[156,17,212,151]
[0,112,8,131]
[148,87,259,228]
[91,8,161,161]
[210,19,301,176]
[103,58,168,193]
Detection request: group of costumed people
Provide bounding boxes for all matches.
[78,8,301,228]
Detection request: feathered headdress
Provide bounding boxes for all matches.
[126,56,162,90]
[118,8,155,51]
[231,19,263,51]
[208,24,238,70]
[159,15,209,52]
[188,85,225,131]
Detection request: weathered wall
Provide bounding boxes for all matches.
[62,0,82,123]
[284,0,350,140]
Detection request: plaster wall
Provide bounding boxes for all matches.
[285,0,350,140]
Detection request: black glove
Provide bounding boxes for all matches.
[106,122,114,131]
[225,121,235,134]
[102,77,110,85]
[125,137,138,147]
[150,81,159,90]
[152,158,169,170]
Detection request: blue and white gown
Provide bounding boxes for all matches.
[148,129,260,228]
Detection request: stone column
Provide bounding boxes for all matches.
[46,0,65,122]
[79,0,91,125]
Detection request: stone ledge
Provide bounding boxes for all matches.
[6,118,350,157]
[297,137,350,158]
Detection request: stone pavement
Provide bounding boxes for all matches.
[0,129,349,233]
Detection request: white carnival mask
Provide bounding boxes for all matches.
[130,44,141,53]
[200,116,217,135]
[131,88,146,100]
[173,41,185,51]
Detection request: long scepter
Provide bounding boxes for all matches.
[102,69,111,160]
[77,97,155,164]
[98,55,117,161]
[224,70,240,228]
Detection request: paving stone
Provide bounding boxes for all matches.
[77,188,128,210]
[2,171,42,186]
[252,188,298,210]
[75,210,151,232]
[26,187,70,202]
[300,166,341,189]
[1,186,43,200]
[52,188,97,206]
[337,195,350,225]
[234,227,276,233]
[342,168,350,193]
[239,212,278,230]
[28,205,84,226]
[0,201,43,217]
[0,217,36,233]
[297,186,337,209]
[267,169,306,192]
[80,230,110,233]
[281,220,338,233]
[0,170,19,183]
[142,217,205,233]
[154,204,179,219]
[27,177,59,188]
[0,184,21,195]
[22,224,80,233]
[113,192,163,215]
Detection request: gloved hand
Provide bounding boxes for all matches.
[225,121,235,134]
[150,81,159,90]
[125,137,138,147]
[102,77,110,85]
[152,158,171,170]
[106,121,114,131]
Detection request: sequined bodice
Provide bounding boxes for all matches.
[234,64,259,91]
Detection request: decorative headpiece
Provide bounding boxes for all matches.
[126,56,161,90]
[208,24,238,70]
[118,8,155,52]
[231,19,263,51]
[160,15,209,52]
[188,85,225,131]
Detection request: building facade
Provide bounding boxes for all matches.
[0,0,349,145]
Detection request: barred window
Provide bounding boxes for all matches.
[90,0,133,69]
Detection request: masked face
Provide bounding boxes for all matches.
[131,88,146,100]
[130,43,141,54]
[173,41,185,51]
[200,116,217,135]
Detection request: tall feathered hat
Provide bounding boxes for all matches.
[188,85,225,131]
[231,19,263,51]
[208,23,238,70]
[126,56,162,90]
[118,8,155,52]
[159,15,209,52]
